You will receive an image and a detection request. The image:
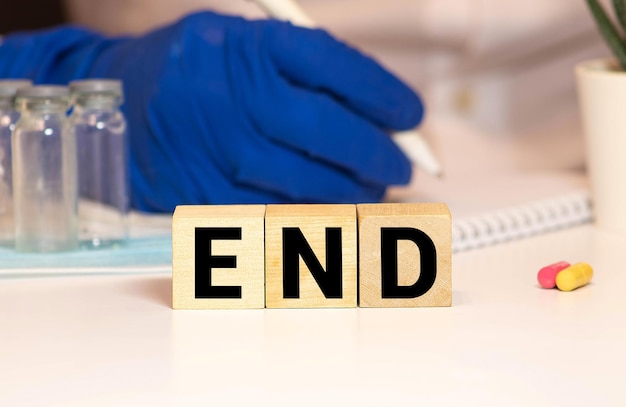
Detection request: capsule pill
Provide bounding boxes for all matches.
[555,262,593,292]
[537,261,571,289]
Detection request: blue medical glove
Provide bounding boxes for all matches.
[0,12,424,212]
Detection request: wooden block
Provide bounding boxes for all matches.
[172,205,266,309]
[265,204,357,308]
[357,203,452,307]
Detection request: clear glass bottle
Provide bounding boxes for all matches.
[12,86,78,252]
[69,79,129,249]
[0,80,32,246]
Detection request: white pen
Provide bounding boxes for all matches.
[250,0,443,178]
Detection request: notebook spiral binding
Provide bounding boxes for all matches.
[452,190,593,252]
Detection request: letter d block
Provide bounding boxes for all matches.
[265,204,357,308]
[357,203,452,307]
[172,205,266,309]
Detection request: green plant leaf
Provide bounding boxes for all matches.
[587,0,626,70]
[613,0,626,33]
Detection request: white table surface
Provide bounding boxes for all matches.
[1,223,625,406]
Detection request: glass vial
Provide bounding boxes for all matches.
[69,79,129,248]
[0,79,32,246]
[12,86,78,252]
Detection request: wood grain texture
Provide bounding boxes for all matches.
[172,205,266,309]
[357,203,452,307]
[265,204,357,308]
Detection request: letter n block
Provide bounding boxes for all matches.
[265,204,357,308]
[172,205,266,309]
[357,203,452,307]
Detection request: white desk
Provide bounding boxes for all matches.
[1,223,625,406]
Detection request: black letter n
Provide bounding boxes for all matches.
[282,227,343,299]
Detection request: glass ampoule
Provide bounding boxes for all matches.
[69,79,129,249]
[12,86,78,252]
[0,79,32,246]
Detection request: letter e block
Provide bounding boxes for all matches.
[172,205,266,309]
[357,203,452,307]
[265,204,357,308]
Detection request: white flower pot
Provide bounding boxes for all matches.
[576,58,626,234]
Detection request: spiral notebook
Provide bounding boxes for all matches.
[450,189,592,252]
[387,169,592,253]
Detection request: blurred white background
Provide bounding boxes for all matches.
[63,0,612,173]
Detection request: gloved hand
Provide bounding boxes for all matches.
[0,11,423,212]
